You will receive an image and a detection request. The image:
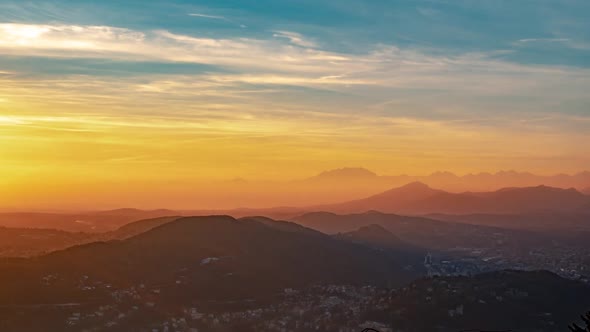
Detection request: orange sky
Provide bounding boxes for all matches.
[1,99,589,210]
[1,4,590,210]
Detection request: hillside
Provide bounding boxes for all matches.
[0,215,419,308]
[378,270,590,332]
[0,209,180,233]
[316,182,443,214]
[103,216,181,240]
[426,212,590,232]
[319,183,590,215]
[0,216,182,258]
[336,224,408,250]
[292,211,561,252]
[0,227,93,257]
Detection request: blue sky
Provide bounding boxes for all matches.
[2,0,589,63]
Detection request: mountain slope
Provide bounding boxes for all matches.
[0,209,181,232]
[382,270,590,332]
[292,211,558,251]
[104,216,181,240]
[0,227,93,257]
[318,183,590,215]
[334,224,426,268]
[336,224,407,249]
[317,182,443,213]
[426,212,590,232]
[0,215,417,307]
[413,185,590,214]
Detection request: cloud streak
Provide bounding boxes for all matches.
[188,13,227,20]
[273,30,316,48]
[1,22,589,146]
[1,22,589,95]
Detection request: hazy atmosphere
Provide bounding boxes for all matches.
[1,0,590,210]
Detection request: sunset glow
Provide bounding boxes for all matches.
[1,1,589,210]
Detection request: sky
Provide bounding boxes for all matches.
[0,0,589,210]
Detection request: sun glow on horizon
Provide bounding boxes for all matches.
[1,1,589,210]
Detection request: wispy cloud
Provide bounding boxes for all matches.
[188,13,227,20]
[3,22,588,93]
[188,12,246,28]
[516,38,570,43]
[513,37,590,51]
[272,30,316,48]
[1,22,589,137]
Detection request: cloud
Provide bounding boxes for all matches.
[272,30,316,48]
[514,38,573,47]
[0,23,354,75]
[188,12,247,28]
[188,13,227,20]
[1,22,589,132]
[3,22,586,92]
[511,38,590,50]
[0,115,26,125]
[517,38,570,43]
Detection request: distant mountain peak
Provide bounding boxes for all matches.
[495,184,583,195]
[429,171,457,178]
[495,170,524,176]
[376,181,438,196]
[338,223,410,250]
[398,181,432,190]
[354,223,390,234]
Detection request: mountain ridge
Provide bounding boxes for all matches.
[0,215,419,307]
[316,183,590,215]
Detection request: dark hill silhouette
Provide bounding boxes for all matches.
[337,224,406,249]
[0,217,183,258]
[384,270,590,332]
[292,211,558,251]
[0,209,181,232]
[0,215,417,308]
[0,227,93,257]
[334,224,426,267]
[104,216,181,240]
[238,216,320,236]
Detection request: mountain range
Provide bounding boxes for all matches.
[2,182,589,236]
[291,211,564,252]
[300,167,590,192]
[313,182,590,216]
[0,209,177,233]
[0,215,419,309]
[0,213,589,331]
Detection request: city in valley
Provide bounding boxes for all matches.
[1,178,590,331]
